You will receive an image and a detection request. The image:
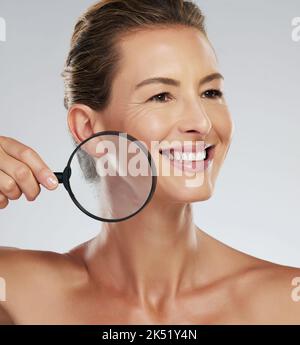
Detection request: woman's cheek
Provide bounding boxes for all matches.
[125,112,169,144]
[211,110,234,144]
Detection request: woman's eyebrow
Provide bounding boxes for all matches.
[134,72,224,90]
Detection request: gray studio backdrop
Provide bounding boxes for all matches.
[0,1,299,266]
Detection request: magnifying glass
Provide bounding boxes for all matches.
[53,131,157,222]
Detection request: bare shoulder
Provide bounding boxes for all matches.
[203,230,300,323]
[0,245,86,281]
[236,259,300,324]
[0,245,88,324]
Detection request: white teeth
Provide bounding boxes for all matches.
[163,150,206,161]
[196,151,206,160]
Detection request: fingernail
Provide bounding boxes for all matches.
[46,175,58,188]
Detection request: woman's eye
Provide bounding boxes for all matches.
[147,90,223,103]
[201,89,223,99]
[148,92,172,103]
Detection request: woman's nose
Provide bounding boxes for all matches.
[176,102,212,136]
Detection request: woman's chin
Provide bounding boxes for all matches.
[155,179,214,203]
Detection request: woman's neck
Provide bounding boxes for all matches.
[80,198,254,311]
[84,199,205,307]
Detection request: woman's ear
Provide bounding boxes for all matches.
[67,104,106,144]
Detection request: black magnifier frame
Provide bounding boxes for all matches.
[53,130,157,223]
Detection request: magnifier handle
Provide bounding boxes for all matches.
[53,172,64,184]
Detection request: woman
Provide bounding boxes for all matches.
[0,0,299,325]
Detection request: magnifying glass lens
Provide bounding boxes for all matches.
[66,132,156,222]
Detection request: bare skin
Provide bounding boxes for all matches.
[1,231,300,325]
[1,26,300,325]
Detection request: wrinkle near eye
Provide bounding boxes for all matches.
[124,102,154,121]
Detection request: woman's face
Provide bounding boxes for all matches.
[95,26,234,203]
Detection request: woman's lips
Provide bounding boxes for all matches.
[159,145,215,173]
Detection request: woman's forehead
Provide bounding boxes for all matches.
[120,27,213,59]
[117,27,218,82]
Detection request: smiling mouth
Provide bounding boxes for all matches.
[158,144,216,173]
[159,145,215,162]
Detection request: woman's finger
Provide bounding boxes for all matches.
[0,136,58,190]
[0,170,22,200]
[0,192,9,209]
[0,153,41,201]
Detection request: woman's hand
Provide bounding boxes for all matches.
[0,136,59,209]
